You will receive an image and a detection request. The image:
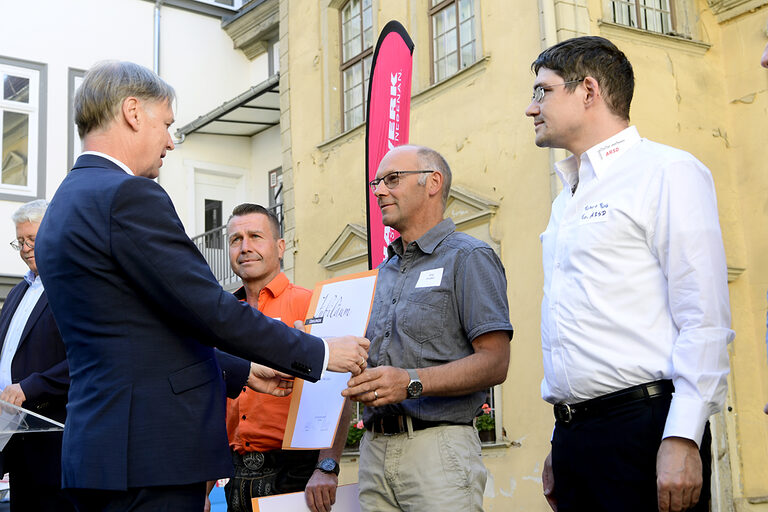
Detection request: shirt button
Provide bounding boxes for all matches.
[385,331,390,337]
[245,442,250,447]
[242,387,247,392]
[242,415,246,420]
[392,298,397,304]
[401,268,406,273]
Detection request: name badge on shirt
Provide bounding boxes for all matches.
[579,201,610,225]
[415,268,444,288]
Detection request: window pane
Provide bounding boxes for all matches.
[2,111,29,186]
[445,51,458,77]
[460,18,474,46]
[461,42,475,68]
[445,27,457,56]
[363,54,372,104]
[362,3,373,48]
[3,75,29,103]
[459,0,473,22]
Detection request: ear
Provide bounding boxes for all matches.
[427,171,444,199]
[582,76,600,109]
[122,97,141,132]
[276,238,286,259]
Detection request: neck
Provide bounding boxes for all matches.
[82,132,134,169]
[399,214,444,249]
[242,270,280,308]
[568,119,629,158]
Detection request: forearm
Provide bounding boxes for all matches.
[419,331,510,397]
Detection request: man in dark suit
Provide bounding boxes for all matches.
[0,199,73,511]
[34,61,369,512]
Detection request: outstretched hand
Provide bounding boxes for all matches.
[326,336,370,376]
[0,383,25,407]
[342,366,409,406]
[247,363,294,396]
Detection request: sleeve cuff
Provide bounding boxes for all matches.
[662,394,709,447]
[321,338,330,376]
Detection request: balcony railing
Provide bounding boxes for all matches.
[191,203,283,288]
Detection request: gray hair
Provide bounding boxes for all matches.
[415,146,452,208]
[12,199,48,224]
[75,61,175,138]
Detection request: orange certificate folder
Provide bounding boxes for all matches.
[252,483,361,512]
[282,269,378,450]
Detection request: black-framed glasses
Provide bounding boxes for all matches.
[10,238,34,251]
[369,170,434,193]
[531,79,584,103]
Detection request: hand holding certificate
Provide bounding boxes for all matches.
[283,270,378,450]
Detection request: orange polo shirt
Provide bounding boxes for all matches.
[226,272,312,453]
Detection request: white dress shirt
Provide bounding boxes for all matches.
[0,271,45,391]
[540,126,734,445]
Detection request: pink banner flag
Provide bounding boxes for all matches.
[365,21,414,269]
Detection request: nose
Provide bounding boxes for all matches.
[372,179,388,198]
[167,131,175,151]
[525,101,539,117]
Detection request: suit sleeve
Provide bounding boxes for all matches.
[215,349,250,399]
[18,359,70,403]
[108,177,326,382]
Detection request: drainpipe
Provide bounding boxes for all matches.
[538,0,567,200]
[153,0,163,75]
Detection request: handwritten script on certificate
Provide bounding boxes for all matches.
[283,270,378,450]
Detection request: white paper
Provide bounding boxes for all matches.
[286,273,377,449]
[254,483,360,512]
[415,267,443,288]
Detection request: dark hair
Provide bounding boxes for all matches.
[228,203,281,239]
[532,36,634,121]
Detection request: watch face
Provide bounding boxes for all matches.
[408,380,423,398]
[317,458,339,475]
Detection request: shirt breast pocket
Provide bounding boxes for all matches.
[401,289,448,344]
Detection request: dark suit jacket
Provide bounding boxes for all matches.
[35,154,326,491]
[0,280,69,486]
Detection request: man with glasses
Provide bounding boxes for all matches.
[0,200,73,511]
[343,144,514,511]
[526,36,733,512]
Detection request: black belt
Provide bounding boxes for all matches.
[554,380,674,424]
[365,415,472,435]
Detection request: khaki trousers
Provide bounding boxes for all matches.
[358,424,487,512]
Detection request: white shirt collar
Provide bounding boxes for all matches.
[80,151,135,176]
[23,269,42,288]
[554,126,642,191]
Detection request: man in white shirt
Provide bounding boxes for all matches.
[525,36,734,512]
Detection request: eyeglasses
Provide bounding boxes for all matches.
[10,238,34,251]
[369,170,434,193]
[531,79,584,103]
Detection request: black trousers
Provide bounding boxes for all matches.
[551,394,712,512]
[8,475,76,512]
[65,483,206,512]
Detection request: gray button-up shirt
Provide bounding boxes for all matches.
[364,218,514,424]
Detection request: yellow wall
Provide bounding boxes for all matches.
[284,0,768,509]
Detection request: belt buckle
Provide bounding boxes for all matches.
[554,403,573,424]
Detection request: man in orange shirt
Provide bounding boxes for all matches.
[215,203,352,512]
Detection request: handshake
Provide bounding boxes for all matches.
[247,330,371,397]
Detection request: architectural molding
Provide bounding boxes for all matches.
[706,0,768,23]
[598,20,711,55]
[319,186,500,271]
[223,0,279,60]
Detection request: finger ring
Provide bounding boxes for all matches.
[374,390,379,400]
[360,357,365,366]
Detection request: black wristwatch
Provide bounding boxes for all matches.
[315,457,340,476]
[406,369,423,399]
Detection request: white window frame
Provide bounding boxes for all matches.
[429,0,482,84]
[339,0,374,131]
[0,58,44,200]
[608,0,674,34]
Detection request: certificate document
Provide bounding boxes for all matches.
[253,483,361,512]
[282,269,378,450]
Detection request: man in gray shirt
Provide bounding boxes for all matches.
[343,144,514,512]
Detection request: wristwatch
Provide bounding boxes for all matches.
[406,369,423,399]
[315,457,340,476]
